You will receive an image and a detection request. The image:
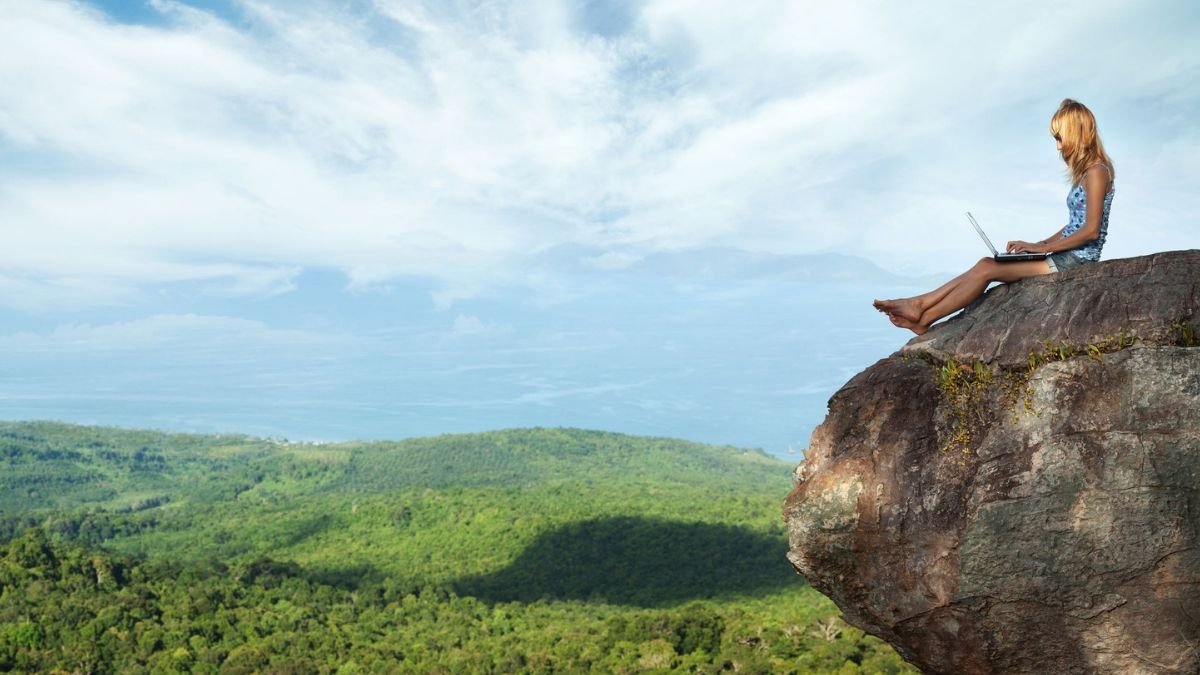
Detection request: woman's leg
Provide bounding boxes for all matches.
[874,267,975,322]
[883,258,1052,334]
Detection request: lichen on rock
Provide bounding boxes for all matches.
[783,250,1200,674]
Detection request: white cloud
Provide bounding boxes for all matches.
[451,314,511,337]
[0,0,1196,309]
[584,251,641,270]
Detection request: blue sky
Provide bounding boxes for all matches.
[0,0,1197,454]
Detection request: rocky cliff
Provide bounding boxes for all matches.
[783,250,1200,674]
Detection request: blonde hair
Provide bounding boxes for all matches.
[1049,99,1115,186]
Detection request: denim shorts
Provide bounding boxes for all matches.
[1047,252,1085,273]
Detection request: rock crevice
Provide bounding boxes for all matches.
[784,250,1200,674]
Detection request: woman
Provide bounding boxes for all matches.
[874,99,1115,335]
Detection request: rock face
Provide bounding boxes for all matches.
[783,250,1200,674]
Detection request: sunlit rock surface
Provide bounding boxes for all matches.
[784,250,1200,674]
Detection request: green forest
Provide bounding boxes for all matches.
[0,421,915,674]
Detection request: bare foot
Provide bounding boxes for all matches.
[872,298,903,315]
[876,297,921,323]
[887,311,928,336]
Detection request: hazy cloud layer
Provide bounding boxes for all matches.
[0,313,343,351]
[0,278,911,454]
[1,0,1197,308]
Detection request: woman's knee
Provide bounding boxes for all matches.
[972,257,996,276]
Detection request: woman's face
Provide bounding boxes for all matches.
[1054,132,1062,152]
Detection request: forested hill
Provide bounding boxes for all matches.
[0,421,796,588]
[1,421,785,512]
[0,421,914,673]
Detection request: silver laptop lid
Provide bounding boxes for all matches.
[966,212,999,256]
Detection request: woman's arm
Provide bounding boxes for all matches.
[1007,226,1067,254]
[1008,169,1108,253]
[1037,226,1067,245]
[1040,169,1108,252]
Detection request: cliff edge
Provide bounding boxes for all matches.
[783,250,1200,674]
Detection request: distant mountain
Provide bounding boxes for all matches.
[0,419,798,598]
[0,421,788,514]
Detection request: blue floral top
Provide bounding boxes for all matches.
[1061,164,1114,262]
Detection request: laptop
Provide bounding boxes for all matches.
[967,212,1051,262]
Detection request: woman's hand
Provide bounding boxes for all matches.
[1006,240,1045,254]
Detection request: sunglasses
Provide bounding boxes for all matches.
[1053,133,1062,142]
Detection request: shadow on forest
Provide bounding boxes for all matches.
[453,516,799,607]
